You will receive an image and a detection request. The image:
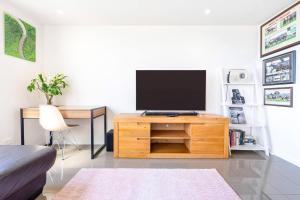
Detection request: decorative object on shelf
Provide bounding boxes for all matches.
[228,107,246,124]
[4,13,36,62]
[264,87,293,107]
[243,135,257,145]
[27,74,68,105]
[263,51,296,85]
[231,89,245,104]
[226,69,250,83]
[260,2,300,57]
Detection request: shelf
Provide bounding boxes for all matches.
[220,68,269,156]
[230,124,264,128]
[222,104,261,107]
[230,144,265,151]
[151,143,189,154]
[223,83,256,85]
[151,130,190,139]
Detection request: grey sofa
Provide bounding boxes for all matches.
[0,145,56,200]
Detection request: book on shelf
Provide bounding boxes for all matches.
[228,107,246,124]
[229,129,257,147]
[229,129,245,147]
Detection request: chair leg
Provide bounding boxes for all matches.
[53,139,61,151]
[67,129,81,150]
[50,132,66,160]
[60,161,64,180]
[54,130,79,161]
[47,170,54,184]
[61,135,66,160]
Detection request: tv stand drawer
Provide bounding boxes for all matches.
[119,122,150,137]
[190,138,224,154]
[191,124,224,138]
[119,136,150,158]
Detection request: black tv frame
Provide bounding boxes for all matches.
[136,70,206,116]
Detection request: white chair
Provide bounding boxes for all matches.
[39,105,79,160]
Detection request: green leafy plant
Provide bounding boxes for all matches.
[27,73,68,105]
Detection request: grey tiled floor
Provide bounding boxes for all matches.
[42,146,300,200]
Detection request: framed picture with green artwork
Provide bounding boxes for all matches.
[4,13,36,62]
[264,87,293,107]
[260,2,300,57]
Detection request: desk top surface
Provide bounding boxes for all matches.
[22,106,105,111]
[21,106,106,119]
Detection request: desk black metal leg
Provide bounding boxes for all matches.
[91,116,95,159]
[20,109,25,145]
[104,107,107,145]
[90,108,107,159]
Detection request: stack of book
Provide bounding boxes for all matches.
[229,129,245,147]
[229,129,257,147]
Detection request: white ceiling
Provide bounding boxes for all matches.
[4,0,297,25]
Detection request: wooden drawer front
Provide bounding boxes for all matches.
[191,124,224,138]
[190,138,224,154]
[119,137,150,157]
[119,122,150,137]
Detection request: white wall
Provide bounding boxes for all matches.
[43,25,259,144]
[1,3,299,168]
[260,47,300,167]
[0,2,45,145]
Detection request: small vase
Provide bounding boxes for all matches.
[45,95,54,105]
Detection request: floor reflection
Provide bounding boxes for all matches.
[41,146,300,200]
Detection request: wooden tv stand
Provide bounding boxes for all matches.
[113,113,229,158]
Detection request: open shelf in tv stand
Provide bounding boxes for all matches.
[150,124,191,155]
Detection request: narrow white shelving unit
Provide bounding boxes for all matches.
[230,144,265,151]
[223,83,256,85]
[220,68,270,156]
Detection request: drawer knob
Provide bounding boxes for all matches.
[193,139,205,141]
[137,137,148,140]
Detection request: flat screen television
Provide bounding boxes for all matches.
[136,70,206,111]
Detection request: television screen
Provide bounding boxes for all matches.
[136,70,206,111]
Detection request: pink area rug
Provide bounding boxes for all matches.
[54,168,240,200]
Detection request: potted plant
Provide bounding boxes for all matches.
[27,73,68,105]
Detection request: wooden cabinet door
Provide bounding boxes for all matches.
[119,122,150,137]
[118,122,150,158]
[190,123,225,155]
[191,123,224,138]
[119,137,150,158]
[190,138,224,154]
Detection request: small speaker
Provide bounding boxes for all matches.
[106,129,113,152]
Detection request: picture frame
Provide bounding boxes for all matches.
[263,51,296,85]
[264,87,293,107]
[260,2,300,57]
[228,107,247,124]
[4,13,36,62]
